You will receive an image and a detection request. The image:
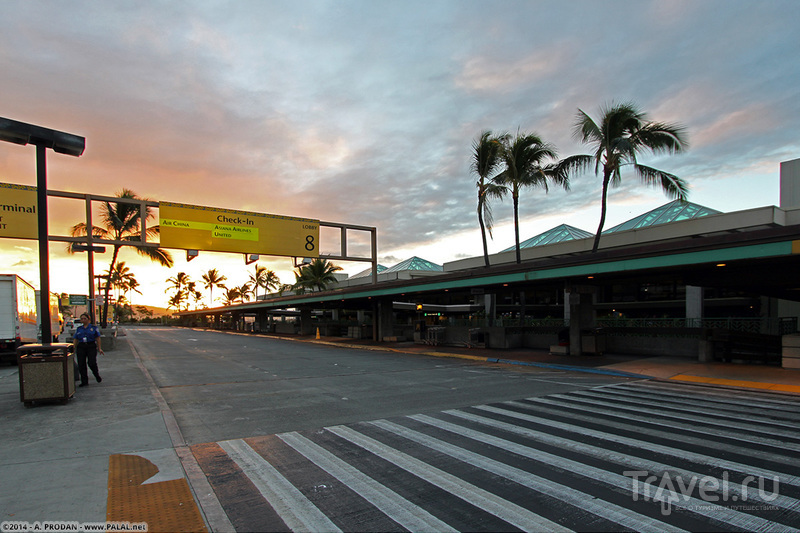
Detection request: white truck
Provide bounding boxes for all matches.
[36,289,63,344]
[0,274,38,364]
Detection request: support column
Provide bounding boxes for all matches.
[567,285,596,356]
[686,285,704,328]
[687,285,712,362]
[484,294,496,326]
[300,308,313,335]
[377,300,394,341]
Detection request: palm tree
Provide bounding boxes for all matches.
[495,131,569,263]
[560,102,689,252]
[166,272,192,311]
[293,258,342,292]
[249,265,280,299]
[68,189,173,326]
[263,269,280,295]
[221,287,241,306]
[471,131,507,267]
[167,291,186,312]
[187,281,203,310]
[236,282,253,303]
[201,268,227,307]
[107,261,141,320]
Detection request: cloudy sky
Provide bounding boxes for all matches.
[1,0,798,308]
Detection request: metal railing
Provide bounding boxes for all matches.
[596,317,797,336]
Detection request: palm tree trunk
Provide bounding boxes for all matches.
[102,245,121,327]
[478,205,490,268]
[513,193,521,264]
[592,173,612,253]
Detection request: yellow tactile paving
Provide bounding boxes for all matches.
[107,453,208,533]
[669,373,800,394]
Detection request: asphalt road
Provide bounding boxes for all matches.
[128,327,800,532]
[127,327,629,445]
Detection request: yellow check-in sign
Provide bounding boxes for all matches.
[159,201,319,258]
[0,182,38,240]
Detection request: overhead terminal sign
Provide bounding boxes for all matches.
[0,182,38,240]
[159,201,320,258]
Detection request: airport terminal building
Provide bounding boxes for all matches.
[180,158,800,368]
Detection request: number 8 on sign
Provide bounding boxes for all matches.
[305,235,315,251]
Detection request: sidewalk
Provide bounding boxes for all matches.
[0,331,209,532]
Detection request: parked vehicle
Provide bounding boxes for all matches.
[36,290,63,343]
[0,274,38,364]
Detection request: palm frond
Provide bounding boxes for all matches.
[635,164,690,200]
[632,122,689,154]
[136,246,174,267]
[573,109,601,144]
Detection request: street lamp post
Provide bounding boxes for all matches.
[0,117,85,344]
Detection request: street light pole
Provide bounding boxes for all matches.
[0,117,85,346]
[36,144,52,342]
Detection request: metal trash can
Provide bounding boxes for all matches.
[17,343,75,406]
[580,328,607,355]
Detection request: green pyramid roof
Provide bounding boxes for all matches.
[384,256,443,273]
[502,224,593,252]
[350,264,387,279]
[603,200,721,234]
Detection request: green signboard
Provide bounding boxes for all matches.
[69,294,88,306]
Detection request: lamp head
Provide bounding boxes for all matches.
[0,117,85,157]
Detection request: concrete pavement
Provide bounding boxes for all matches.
[0,327,797,533]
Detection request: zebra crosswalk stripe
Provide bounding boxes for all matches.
[327,424,572,533]
[412,413,790,532]
[455,403,800,516]
[561,389,800,433]
[369,418,687,533]
[471,403,800,489]
[196,382,800,532]
[524,394,800,454]
[277,431,457,533]
[218,439,342,533]
[545,390,800,439]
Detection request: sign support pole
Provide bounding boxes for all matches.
[36,145,52,344]
[85,194,97,324]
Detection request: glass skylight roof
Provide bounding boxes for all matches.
[383,256,443,273]
[508,201,722,250]
[502,224,594,251]
[603,200,721,234]
[350,264,387,279]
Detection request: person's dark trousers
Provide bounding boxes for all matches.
[76,342,100,385]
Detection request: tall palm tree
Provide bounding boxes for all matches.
[263,269,280,295]
[166,272,192,311]
[201,268,227,307]
[107,261,141,319]
[69,189,173,326]
[167,291,186,312]
[560,102,689,252]
[293,258,342,292]
[221,287,241,306]
[187,281,203,310]
[471,131,507,267]
[236,282,253,303]
[249,265,280,299]
[495,131,569,263]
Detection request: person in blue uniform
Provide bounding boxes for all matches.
[74,312,104,387]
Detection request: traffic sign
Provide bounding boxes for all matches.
[159,201,320,258]
[0,182,38,240]
[69,294,88,305]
